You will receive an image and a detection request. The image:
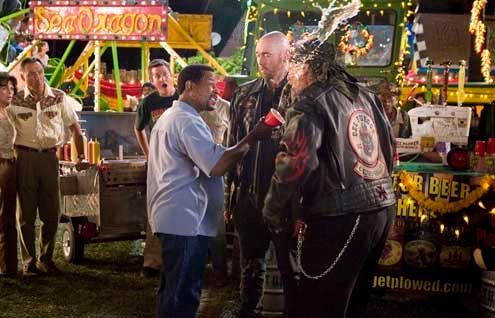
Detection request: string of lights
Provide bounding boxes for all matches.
[469,0,492,83]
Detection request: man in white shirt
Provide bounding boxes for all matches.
[147,64,272,318]
[200,96,230,285]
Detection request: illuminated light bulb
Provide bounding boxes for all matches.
[463,215,469,224]
[455,229,460,238]
[440,224,445,233]
[479,201,487,209]
[482,182,490,191]
[490,208,495,214]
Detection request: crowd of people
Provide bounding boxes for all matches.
[0,1,406,317]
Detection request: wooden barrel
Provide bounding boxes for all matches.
[481,271,495,317]
[262,242,284,317]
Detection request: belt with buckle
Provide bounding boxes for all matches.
[15,145,57,153]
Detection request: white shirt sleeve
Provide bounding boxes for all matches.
[60,94,79,126]
[181,118,226,176]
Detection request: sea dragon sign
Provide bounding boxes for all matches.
[30,0,168,41]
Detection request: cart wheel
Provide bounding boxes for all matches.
[61,223,84,264]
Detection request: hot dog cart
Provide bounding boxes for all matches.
[58,112,147,263]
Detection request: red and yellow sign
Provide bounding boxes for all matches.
[30,1,168,41]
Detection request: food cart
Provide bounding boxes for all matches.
[59,112,147,263]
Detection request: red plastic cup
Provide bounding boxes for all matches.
[264,108,285,127]
[487,138,495,154]
[474,140,486,156]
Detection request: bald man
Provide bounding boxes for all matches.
[224,31,298,318]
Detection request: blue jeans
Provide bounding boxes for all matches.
[156,233,209,318]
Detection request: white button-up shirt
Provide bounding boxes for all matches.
[147,100,226,237]
[6,83,78,150]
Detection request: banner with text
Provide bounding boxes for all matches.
[373,171,492,295]
[30,1,168,41]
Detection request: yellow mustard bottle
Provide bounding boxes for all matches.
[93,138,100,164]
[88,139,94,164]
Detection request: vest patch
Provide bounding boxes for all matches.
[348,110,387,180]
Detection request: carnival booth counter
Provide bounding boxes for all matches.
[373,100,495,306]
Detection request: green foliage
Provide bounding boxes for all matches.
[179,48,244,75]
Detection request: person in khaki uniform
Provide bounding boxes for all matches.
[6,57,88,275]
[200,96,230,285]
[0,72,18,276]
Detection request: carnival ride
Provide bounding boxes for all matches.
[1,1,227,111]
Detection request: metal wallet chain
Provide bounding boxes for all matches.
[297,215,361,280]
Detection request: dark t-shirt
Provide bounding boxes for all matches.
[134,91,178,131]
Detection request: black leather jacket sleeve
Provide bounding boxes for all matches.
[262,104,323,231]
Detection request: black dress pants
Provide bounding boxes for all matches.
[297,206,395,318]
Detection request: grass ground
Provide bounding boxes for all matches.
[0,231,484,318]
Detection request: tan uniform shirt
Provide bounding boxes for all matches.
[200,97,230,145]
[6,84,78,150]
[0,116,15,159]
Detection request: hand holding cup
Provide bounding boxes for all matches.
[251,109,285,140]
